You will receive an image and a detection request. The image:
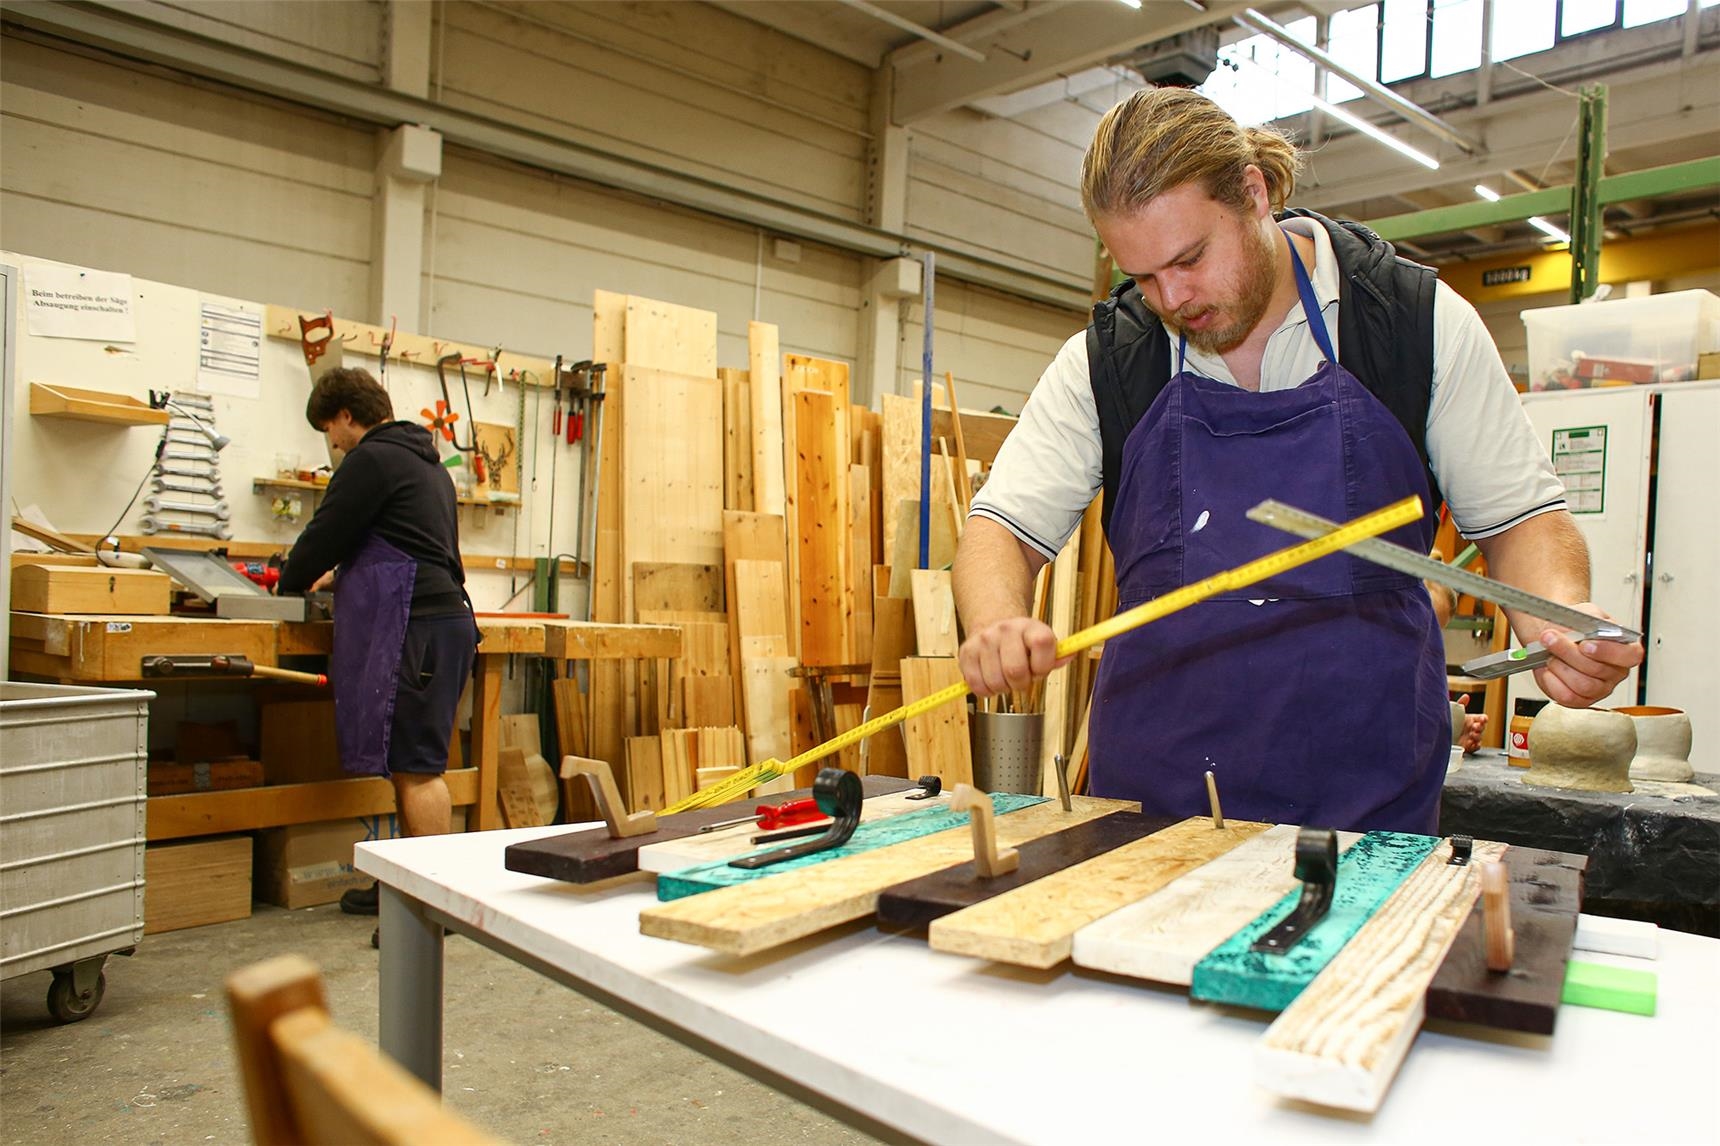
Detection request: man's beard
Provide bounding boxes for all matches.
[1165,223,1279,355]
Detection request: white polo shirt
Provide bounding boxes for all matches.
[970,216,1566,560]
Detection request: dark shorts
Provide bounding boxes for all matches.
[387,613,478,776]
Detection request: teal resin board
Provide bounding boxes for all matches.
[656,792,1046,901]
[1188,830,1441,1012]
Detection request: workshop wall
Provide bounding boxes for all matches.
[896,280,1086,416]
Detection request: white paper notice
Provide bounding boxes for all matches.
[197,300,263,398]
[25,264,136,342]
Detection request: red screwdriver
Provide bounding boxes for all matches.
[697,797,827,834]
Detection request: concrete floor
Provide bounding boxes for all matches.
[0,901,880,1144]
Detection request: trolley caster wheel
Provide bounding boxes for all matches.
[47,970,106,1023]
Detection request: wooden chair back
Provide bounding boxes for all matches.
[226,954,498,1145]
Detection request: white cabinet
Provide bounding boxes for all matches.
[1511,382,1719,774]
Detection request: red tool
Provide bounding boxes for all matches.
[231,560,280,591]
[696,797,827,834]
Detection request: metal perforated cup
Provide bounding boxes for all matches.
[970,712,1044,795]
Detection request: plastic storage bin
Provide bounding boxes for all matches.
[1522,289,1720,391]
[0,681,153,1022]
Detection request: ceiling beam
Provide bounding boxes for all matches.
[837,0,986,63]
[889,0,1251,124]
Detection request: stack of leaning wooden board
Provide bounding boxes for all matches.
[581,290,1113,810]
[505,785,1588,1116]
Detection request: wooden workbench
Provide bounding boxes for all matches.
[8,612,681,835]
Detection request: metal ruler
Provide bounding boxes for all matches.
[1246,500,1640,680]
[666,494,1427,814]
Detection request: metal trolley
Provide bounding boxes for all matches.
[1,682,153,1022]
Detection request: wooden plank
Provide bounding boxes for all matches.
[863,592,914,779]
[877,811,1181,929]
[848,465,874,666]
[723,512,789,698]
[148,770,479,841]
[1071,825,1365,986]
[496,747,543,829]
[623,295,717,377]
[899,657,972,787]
[469,655,504,831]
[909,569,958,657]
[636,786,950,874]
[720,367,755,512]
[266,302,556,384]
[632,562,723,614]
[502,775,915,884]
[748,322,785,516]
[540,621,681,661]
[886,495,957,599]
[658,792,1048,900]
[624,736,665,813]
[660,729,696,809]
[639,796,1137,956]
[731,559,790,657]
[552,676,596,824]
[684,675,735,726]
[618,365,724,621]
[931,406,1016,466]
[1256,839,1509,1113]
[1425,847,1587,1035]
[793,389,846,667]
[589,324,630,776]
[1039,533,1079,797]
[880,393,919,570]
[1189,831,1444,1012]
[740,654,796,772]
[929,818,1272,969]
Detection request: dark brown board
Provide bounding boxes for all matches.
[1424,846,1588,1035]
[875,811,1180,929]
[504,775,915,884]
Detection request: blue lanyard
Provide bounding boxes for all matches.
[1176,226,1336,373]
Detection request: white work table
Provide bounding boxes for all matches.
[358,824,1720,1145]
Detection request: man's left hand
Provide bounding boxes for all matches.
[1532,602,1643,708]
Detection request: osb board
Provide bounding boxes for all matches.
[623,296,717,378]
[1190,832,1442,1013]
[1072,825,1365,987]
[472,421,520,496]
[1425,847,1587,1035]
[656,793,1046,901]
[928,818,1272,969]
[502,776,914,883]
[794,388,846,667]
[619,366,724,618]
[636,787,953,874]
[638,795,1135,956]
[747,322,785,517]
[876,811,1180,929]
[1256,839,1508,1113]
[899,657,972,788]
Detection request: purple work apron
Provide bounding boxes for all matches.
[1087,230,1449,832]
[330,534,416,777]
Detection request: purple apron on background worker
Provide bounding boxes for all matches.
[330,534,417,777]
[1088,231,1449,833]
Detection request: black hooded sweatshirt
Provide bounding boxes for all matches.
[278,421,467,616]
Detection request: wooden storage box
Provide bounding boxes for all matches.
[147,759,266,796]
[254,810,464,909]
[144,836,252,934]
[11,563,171,616]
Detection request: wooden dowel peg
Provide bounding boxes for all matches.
[1205,770,1224,830]
[950,783,1019,878]
[562,756,657,839]
[1482,859,1515,972]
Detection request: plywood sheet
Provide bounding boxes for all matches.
[638,796,1135,956]
[1072,826,1365,986]
[731,559,790,658]
[623,296,717,377]
[618,366,724,622]
[1256,839,1508,1113]
[632,562,722,614]
[503,775,915,885]
[656,792,1046,901]
[637,787,952,874]
[928,818,1271,969]
[793,389,846,667]
[877,811,1179,929]
[1189,831,1443,1012]
[740,654,796,775]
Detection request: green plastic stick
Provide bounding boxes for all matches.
[1562,960,1658,1016]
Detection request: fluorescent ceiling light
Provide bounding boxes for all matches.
[1118,0,1142,8]
[1309,92,1440,170]
[1473,184,1570,243]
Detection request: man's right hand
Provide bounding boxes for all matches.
[958,617,1065,697]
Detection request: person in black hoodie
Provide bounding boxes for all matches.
[280,368,478,920]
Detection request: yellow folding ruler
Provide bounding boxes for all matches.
[665,494,1426,813]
